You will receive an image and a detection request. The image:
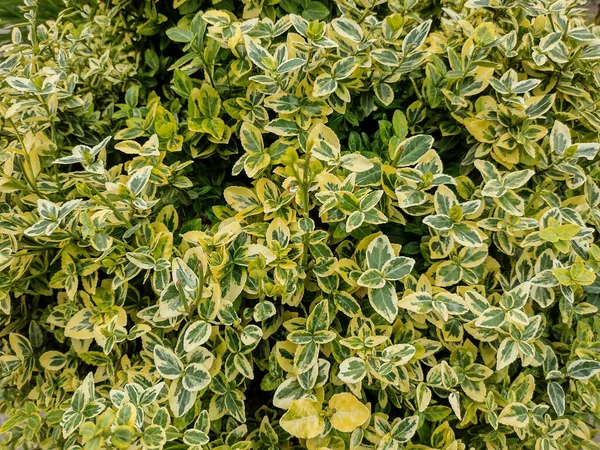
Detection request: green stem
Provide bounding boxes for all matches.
[195,263,205,309]
[391,142,404,167]
[37,94,64,195]
[9,119,46,199]
[87,183,133,228]
[176,281,191,316]
[300,148,312,267]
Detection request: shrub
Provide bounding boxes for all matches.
[2,0,600,449]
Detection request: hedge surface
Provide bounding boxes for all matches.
[2,0,600,449]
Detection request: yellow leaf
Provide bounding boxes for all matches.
[473,22,496,46]
[328,393,370,433]
[464,118,496,143]
[280,398,325,439]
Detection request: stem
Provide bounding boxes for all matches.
[37,94,64,195]
[300,148,312,267]
[9,119,46,199]
[410,76,423,101]
[391,143,404,167]
[356,7,372,24]
[87,183,133,228]
[176,281,191,316]
[195,263,204,309]
[112,237,135,252]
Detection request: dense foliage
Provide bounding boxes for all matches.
[2,0,600,449]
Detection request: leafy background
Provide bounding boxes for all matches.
[3,0,600,448]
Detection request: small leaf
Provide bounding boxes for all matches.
[403,20,432,53]
[395,135,435,167]
[547,382,565,416]
[567,359,600,380]
[183,321,212,352]
[498,403,529,428]
[331,18,363,42]
[153,345,184,379]
[338,357,367,383]
[166,27,194,43]
[280,398,325,439]
[329,392,370,432]
[182,363,211,391]
[127,166,152,196]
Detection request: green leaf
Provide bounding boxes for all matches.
[169,378,197,417]
[294,341,319,372]
[173,69,193,98]
[366,235,395,270]
[113,425,135,449]
[166,27,193,43]
[375,83,394,106]
[391,415,419,443]
[333,57,360,80]
[436,261,462,287]
[338,357,366,383]
[403,20,432,53]
[382,256,414,280]
[547,382,565,416]
[142,425,166,448]
[346,211,365,232]
[9,333,32,360]
[371,49,400,67]
[153,345,184,379]
[503,170,534,189]
[475,307,505,329]
[127,166,152,196]
[395,135,435,167]
[6,76,37,92]
[481,179,506,198]
[183,429,210,446]
[567,359,600,380]
[0,415,24,433]
[302,1,329,20]
[452,223,484,247]
[126,252,155,270]
[382,343,415,365]
[423,214,453,230]
[399,292,433,314]
[183,321,212,352]
[240,122,264,154]
[265,118,301,136]
[182,363,211,391]
[277,57,306,74]
[498,403,529,428]
[193,84,221,118]
[331,18,363,42]
[525,94,555,118]
[369,282,398,323]
[496,338,518,370]
[244,36,274,71]
[496,190,525,216]
[357,268,386,289]
[313,74,338,97]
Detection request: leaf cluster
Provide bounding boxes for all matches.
[2,1,600,450]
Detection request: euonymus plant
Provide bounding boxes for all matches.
[2,0,600,449]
